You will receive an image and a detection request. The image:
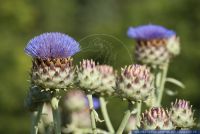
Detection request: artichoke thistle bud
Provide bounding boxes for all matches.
[31,58,74,90]
[96,65,116,96]
[63,89,86,111]
[170,99,195,128]
[117,64,153,101]
[127,24,180,66]
[25,32,80,91]
[76,59,100,94]
[141,107,174,130]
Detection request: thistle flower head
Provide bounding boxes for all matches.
[95,65,116,96]
[170,99,195,128]
[117,64,153,101]
[127,24,175,40]
[25,32,80,59]
[141,107,174,130]
[76,59,100,93]
[127,24,179,66]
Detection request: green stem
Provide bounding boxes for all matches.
[51,95,61,134]
[87,94,97,134]
[116,101,134,134]
[99,97,115,133]
[135,101,142,128]
[31,104,43,134]
[157,62,169,106]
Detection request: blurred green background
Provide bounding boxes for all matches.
[0,0,200,133]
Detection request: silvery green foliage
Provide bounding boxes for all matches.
[31,58,75,90]
[170,99,195,128]
[117,64,154,101]
[63,90,86,111]
[76,59,101,94]
[95,65,116,96]
[141,107,174,130]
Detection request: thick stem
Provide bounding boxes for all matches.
[157,62,169,106]
[116,101,134,134]
[87,94,97,134]
[31,104,43,134]
[51,96,61,134]
[99,97,115,133]
[135,101,142,128]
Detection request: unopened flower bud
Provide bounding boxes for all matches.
[117,64,153,101]
[170,99,195,128]
[141,107,174,130]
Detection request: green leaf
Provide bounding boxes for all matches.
[165,88,178,96]
[166,78,185,89]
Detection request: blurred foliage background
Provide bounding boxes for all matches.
[0,0,200,133]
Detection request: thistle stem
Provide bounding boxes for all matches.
[157,61,169,106]
[87,94,97,134]
[116,101,134,134]
[31,104,43,134]
[99,97,115,133]
[135,101,142,128]
[51,94,61,134]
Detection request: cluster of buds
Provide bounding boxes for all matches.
[117,64,154,101]
[76,60,116,96]
[141,107,174,130]
[169,99,195,128]
[127,24,180,66]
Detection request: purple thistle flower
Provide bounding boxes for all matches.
[25,32,80,59]
[127,24,175,40]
